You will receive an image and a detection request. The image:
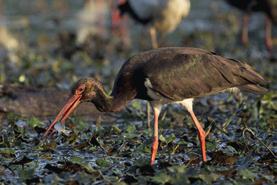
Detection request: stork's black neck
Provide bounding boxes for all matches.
[90,86,113,112]
[89,84,129,113]
[118,1,152,25]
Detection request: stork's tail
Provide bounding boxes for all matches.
[239,84,268,94]
[227,58,269,94]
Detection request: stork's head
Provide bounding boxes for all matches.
[43,78,104,136]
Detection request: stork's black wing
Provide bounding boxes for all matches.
[139,48,267,101]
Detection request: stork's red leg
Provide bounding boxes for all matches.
[187,109,207,162]
[241,14,250,46]
[150,104,161,166]
[149,27,158,49]
[265,16,272,52]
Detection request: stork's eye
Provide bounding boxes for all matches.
[76,84,86,94]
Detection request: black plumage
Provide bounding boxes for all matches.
[118,0,152,24]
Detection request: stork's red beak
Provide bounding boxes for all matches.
[44,94,82,137]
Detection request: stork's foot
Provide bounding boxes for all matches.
[150,136,159,166]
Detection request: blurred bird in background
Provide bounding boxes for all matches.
[117,0,191,48]
[76,0,111,44]
[225,0,276,52]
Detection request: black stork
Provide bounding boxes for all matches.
[118,0,191,48]
[44,47,267,165]
[225,0,276,51]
